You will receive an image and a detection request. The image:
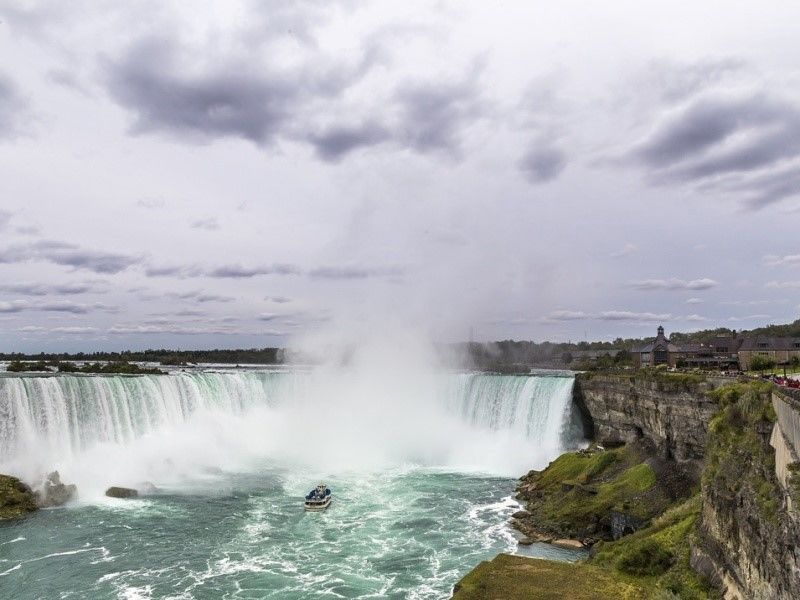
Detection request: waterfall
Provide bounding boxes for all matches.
[0,370,583,489]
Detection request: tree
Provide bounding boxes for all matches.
[750,355,776,372]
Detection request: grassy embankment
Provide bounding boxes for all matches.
[516,444,673,540]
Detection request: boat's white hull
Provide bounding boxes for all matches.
[304,497,332,511]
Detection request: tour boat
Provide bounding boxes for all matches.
[304,483,332,511]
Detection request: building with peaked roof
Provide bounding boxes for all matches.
[738,336,800,370]
[633,327,742,369]
[634,326,680,367]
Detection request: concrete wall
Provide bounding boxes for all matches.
[771,390,800,512]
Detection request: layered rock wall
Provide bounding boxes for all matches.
[573,372,722,462]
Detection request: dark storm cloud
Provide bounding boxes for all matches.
[308,121,391,161]
[519,144,566,183]
[630,278,718,291]
[0,240,141,273]
[308,265,403,280]
[394,73,486,155]
[0,73,29,138]
[631,93,800,207]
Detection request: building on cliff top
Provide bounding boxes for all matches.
[738,336,800,370]
[634,326,680,367]
[633,326,742,369]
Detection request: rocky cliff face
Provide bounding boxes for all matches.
[574,372,721,463]
[691,384,800,600]
[572,374,800,600]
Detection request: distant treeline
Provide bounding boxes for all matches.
[7,360,164,375]
[0,348,282,365]
[4,319,799,372]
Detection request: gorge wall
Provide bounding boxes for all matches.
[573,372,800,600]
[573,371,722,463]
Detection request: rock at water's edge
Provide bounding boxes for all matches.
[552,538,585,549]
[105,486,139,499]
[36,471,77,508]
[0,474,38,519]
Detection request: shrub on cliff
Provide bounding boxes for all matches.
[616,538,674,576]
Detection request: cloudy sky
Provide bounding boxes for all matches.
[1,0,799,352]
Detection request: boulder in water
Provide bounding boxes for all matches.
[0,474,38,519]
[105,486,138,499]
[518,537,534,546]
[35,471,77,508]
[137,481,159,495]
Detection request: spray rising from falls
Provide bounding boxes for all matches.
[0,370,583,495]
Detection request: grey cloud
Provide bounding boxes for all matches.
[0,301,27,313]
[0,281,105,296]
[599,311,673,322]
[46,68,91,96]
[137,198,165,209]
[196,293,234,303]
[36,301,118,314]
[630,278,718,291]
[0,210,11,230]
[540,310,589,322]
[103,28,374,149]
[17,325,99,335]
[105,36,298,145]
[0,73,29,139]
[144,264,202,278]
[644,58,747,104]
[763,254,800,267]
[394,71,486,155]
[632,94,800,207]
[165,290,235,303]
[265,296,292,304]
[108,323,285,336]
[207,263,302,278]
[519,144,566,183]
[308,121,390,161]
[190,217,220,231]
[766,281,800,289]
[145,262,302,279]
[308,265,404,280]
[0,240,141,273]
[0,300,117,314]
[539,310,707,323]
[610,243,638,258]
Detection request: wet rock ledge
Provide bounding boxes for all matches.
[0,474,38,519]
